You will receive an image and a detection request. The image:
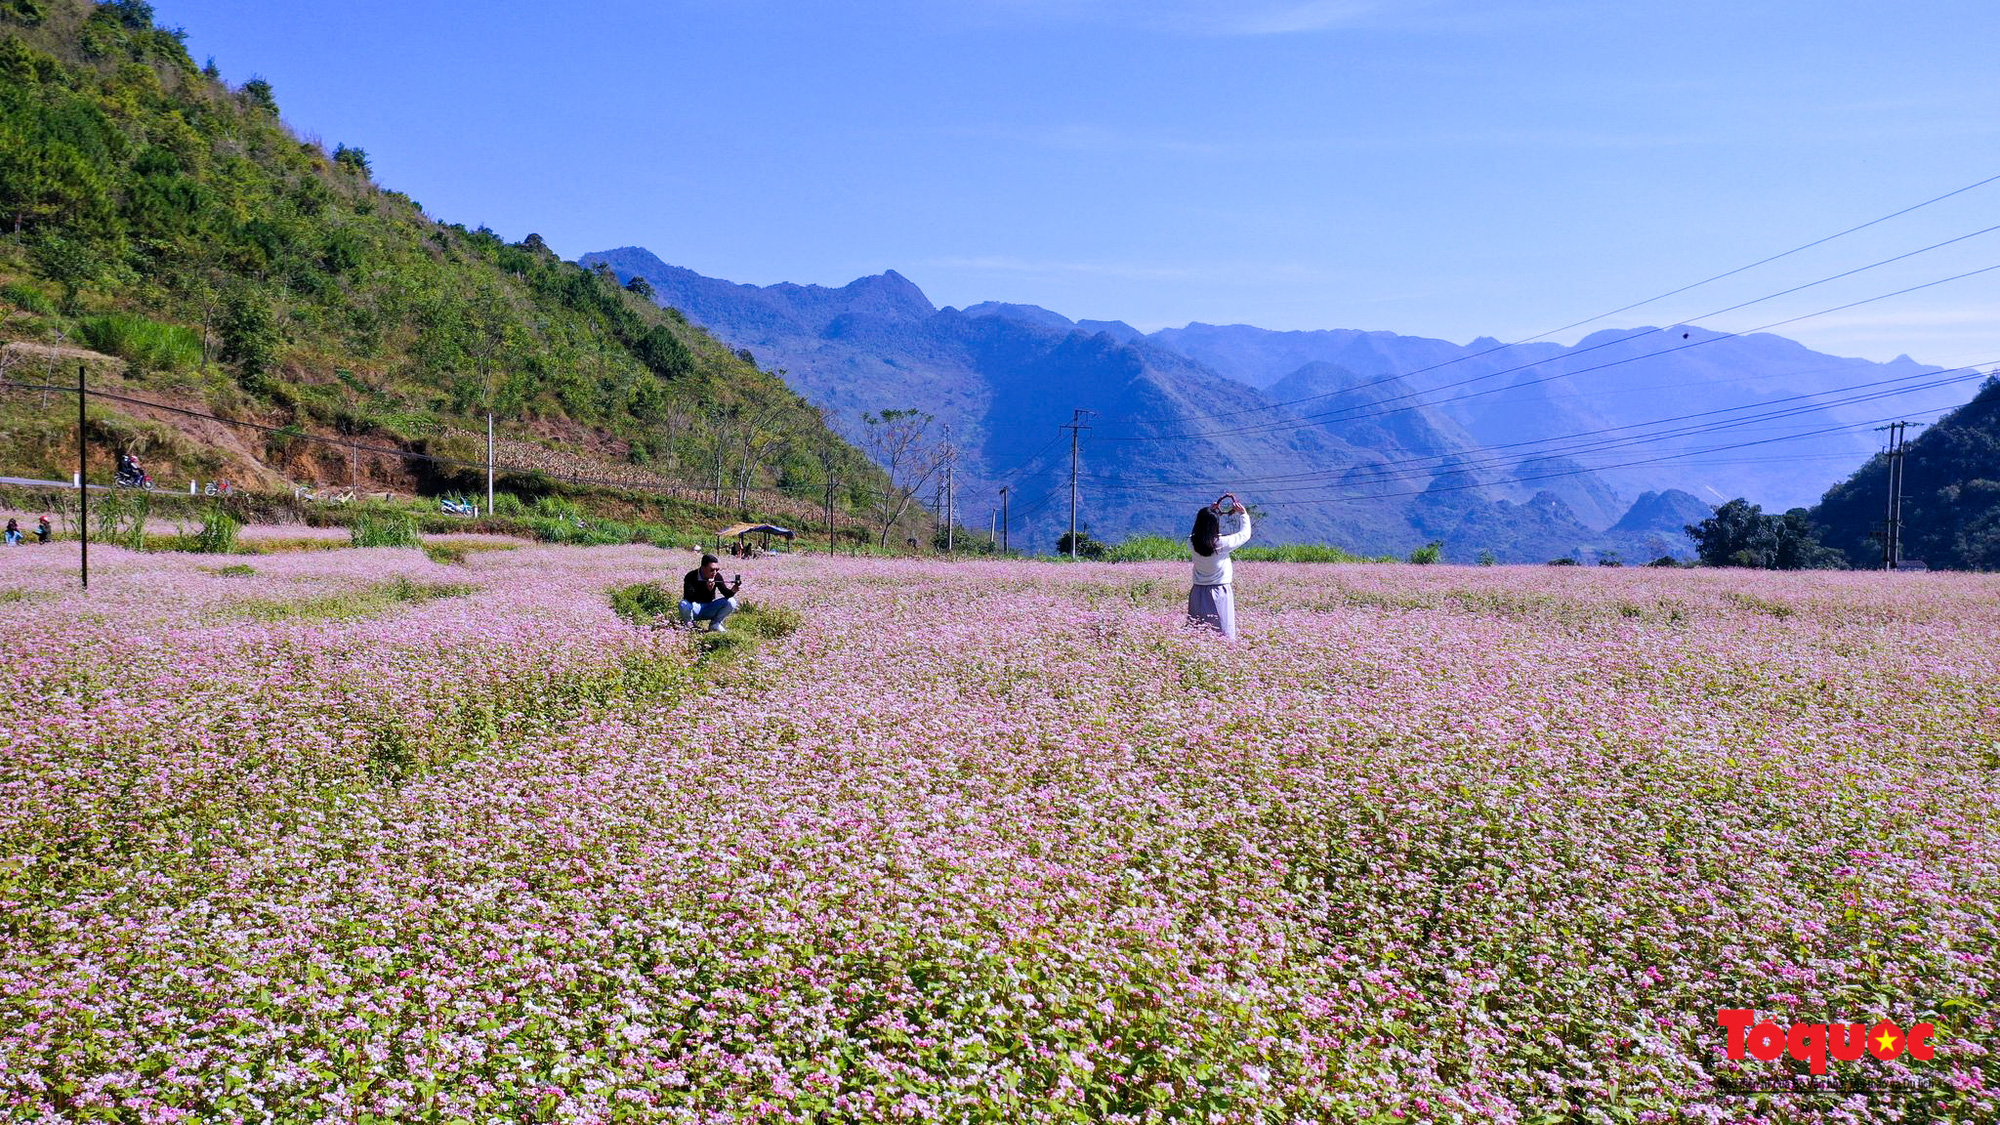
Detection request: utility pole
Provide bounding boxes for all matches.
[486,412,496,518]
[999,485,1009,555]
[1880,420,1896,568]
[944,426,955,556]
[1876,421,1919,570]
[825,472,837,556]
[1063,409,1094,558]
[76,364,88,590]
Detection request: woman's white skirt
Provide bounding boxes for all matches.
[1186,582,1236,639]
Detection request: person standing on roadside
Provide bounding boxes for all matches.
[1188,493,1252,639]
[680,553,743,632]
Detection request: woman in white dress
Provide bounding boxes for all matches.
[1187,493,1252,639]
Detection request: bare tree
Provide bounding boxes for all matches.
[727,404,788,511]
[697,406,735,506]
[813,418,846,555]
[863,408,946,548]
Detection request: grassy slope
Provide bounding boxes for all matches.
[1811,375,2000,570]
[0,0,892,538]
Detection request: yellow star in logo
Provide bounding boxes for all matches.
[1875,1028,1899,1054]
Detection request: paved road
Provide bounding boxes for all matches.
[0,476,108,490]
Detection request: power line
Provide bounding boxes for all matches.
[1078,365,1985,499]
[1074,361,1993,492]
[1084,409,1938,510]
[981,426,1067,480]
[1112,171,2000,430]
[1098,260,2000,445]
[902,177,2000,541]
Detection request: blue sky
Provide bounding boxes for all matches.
[160,1,2000,369]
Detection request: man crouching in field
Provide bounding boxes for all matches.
[680,554,742,632]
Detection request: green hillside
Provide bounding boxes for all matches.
[1811,375,2000,570]
[0,0,884,533]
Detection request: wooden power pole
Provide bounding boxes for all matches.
[76,364,88,590]
[1063,409,1093,558]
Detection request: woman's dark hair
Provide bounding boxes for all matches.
[1190,506,1219,558]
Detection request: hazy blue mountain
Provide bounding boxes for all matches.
[1144,319,1948,510]
[1150,323,1543,391]
[1606,489,1712,559]
[962,301,1145,343]
[582,247,1919,559]
[1609,488,1712,536]
[962,301,1073,332]
[586,250,1445,551]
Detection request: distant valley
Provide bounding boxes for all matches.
[584,247,1951,561]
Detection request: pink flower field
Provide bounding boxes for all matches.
[1,544,1995,1123]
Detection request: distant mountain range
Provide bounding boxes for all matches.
[583,247,1952,561]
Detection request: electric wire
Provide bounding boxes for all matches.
[1079,409,1934,508]
[1074,361,1993,492]
[1115,170,2000,429]
[1098,260,2000,445]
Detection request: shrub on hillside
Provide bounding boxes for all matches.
[1,282,57,316]
[79,313,202,371]
[217,287,278,380]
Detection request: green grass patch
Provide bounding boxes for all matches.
[609,580,681,626]
[1,281,57,316]
[1103,535,1185,562]
[236,536,351,555]
[232,575,475,622]
[1240,542,1382,563]
[169,505,241,554]
[525,515,638,546]
[77,313,203,371]
[423,540,519,565]
[733,601,803,639]
[205,563,257,577]
[351,512,423,549]
[690,629,757,663]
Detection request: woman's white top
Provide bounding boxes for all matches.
[1191,510,1251,586]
